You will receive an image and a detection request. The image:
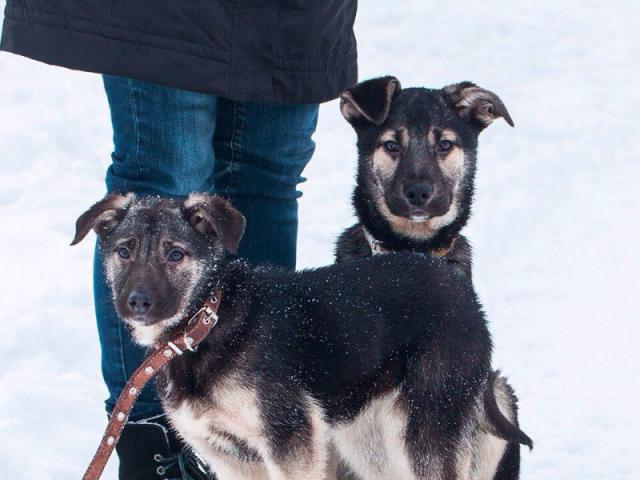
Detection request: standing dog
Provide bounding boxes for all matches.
[74,193,517,480]
[335,77,530,479]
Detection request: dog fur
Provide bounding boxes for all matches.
[74,193,514,480]
[334,77,530,479]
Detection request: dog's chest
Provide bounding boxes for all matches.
[164,376,264,462]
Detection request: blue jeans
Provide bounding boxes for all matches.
[96,75,319,419]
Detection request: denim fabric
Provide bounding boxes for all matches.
[96,76,318,419]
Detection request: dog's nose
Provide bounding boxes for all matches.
[127,290,153,315]
[403,182,434,207]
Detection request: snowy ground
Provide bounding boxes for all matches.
[1,1,639,478]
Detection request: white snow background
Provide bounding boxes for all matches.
[1,1,639,478]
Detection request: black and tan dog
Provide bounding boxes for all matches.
[73,193,527,480]
[335,76,529,479]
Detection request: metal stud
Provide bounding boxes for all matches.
[129,387,137,396]
[107,436,115,446]
[164,349,173,357]
[116,412,125,421]
[144,366,154,375]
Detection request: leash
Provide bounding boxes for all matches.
[362,226,457,258]
[81,290,222,480]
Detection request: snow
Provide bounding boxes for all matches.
[1,0,639,478]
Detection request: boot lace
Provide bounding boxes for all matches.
[154,447,211,480]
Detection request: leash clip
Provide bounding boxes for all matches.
[362,227,389,255]
[370,239,388,255]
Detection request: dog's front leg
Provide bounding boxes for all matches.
[259,394,334,480]
[261,425,335,480]
[205,452,270,480]
[263,443,334,480]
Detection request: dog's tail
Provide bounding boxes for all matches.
[484,371,533,450]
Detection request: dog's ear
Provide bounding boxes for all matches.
[444,82,514,129]
[340,76,401,126]
[183,194,246,255]
[70,194,133,245]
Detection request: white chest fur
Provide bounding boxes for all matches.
[164,377,331,480]
[164,376,265,464]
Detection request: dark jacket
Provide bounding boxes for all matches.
[0,1,358,104]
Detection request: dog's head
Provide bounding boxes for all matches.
[71,193,245,345]
[341,76,512,242]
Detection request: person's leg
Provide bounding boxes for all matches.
[213,99,319,269]
[97,76,217,420]
[97,76,217,479]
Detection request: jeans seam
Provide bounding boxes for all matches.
[126,78,141,168]
[116,312,128,385]
[225,101,241,198]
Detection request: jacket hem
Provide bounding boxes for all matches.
[0,13,357,103]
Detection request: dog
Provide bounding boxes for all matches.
[334,76,530,479]
[73,193,520,480]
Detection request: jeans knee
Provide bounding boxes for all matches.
[213,102,318,200]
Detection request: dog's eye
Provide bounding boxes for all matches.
[438,140,454,152]
[167,249,185,262]
[117,247,131,260]
[383,140,400,153]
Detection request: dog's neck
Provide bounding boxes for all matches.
[155,260,256,404]
[361,225,458,258]
[352,183,468,255]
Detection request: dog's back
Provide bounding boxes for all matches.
[246,252,490,401]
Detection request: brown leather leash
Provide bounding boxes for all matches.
[81,290,222,480]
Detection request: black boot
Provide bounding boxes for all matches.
[115,415,213,480]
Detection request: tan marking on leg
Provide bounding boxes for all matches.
[325,444,340,480]
[456,441,474,480]
[205,451,269,480]
[455,400,484,480]
[472,434,508,480]
[266,396,331,480]
[470,378,515,480]
[332,389,417,480]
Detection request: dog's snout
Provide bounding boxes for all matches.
[127,290,153,315]
[403,181,433,207]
